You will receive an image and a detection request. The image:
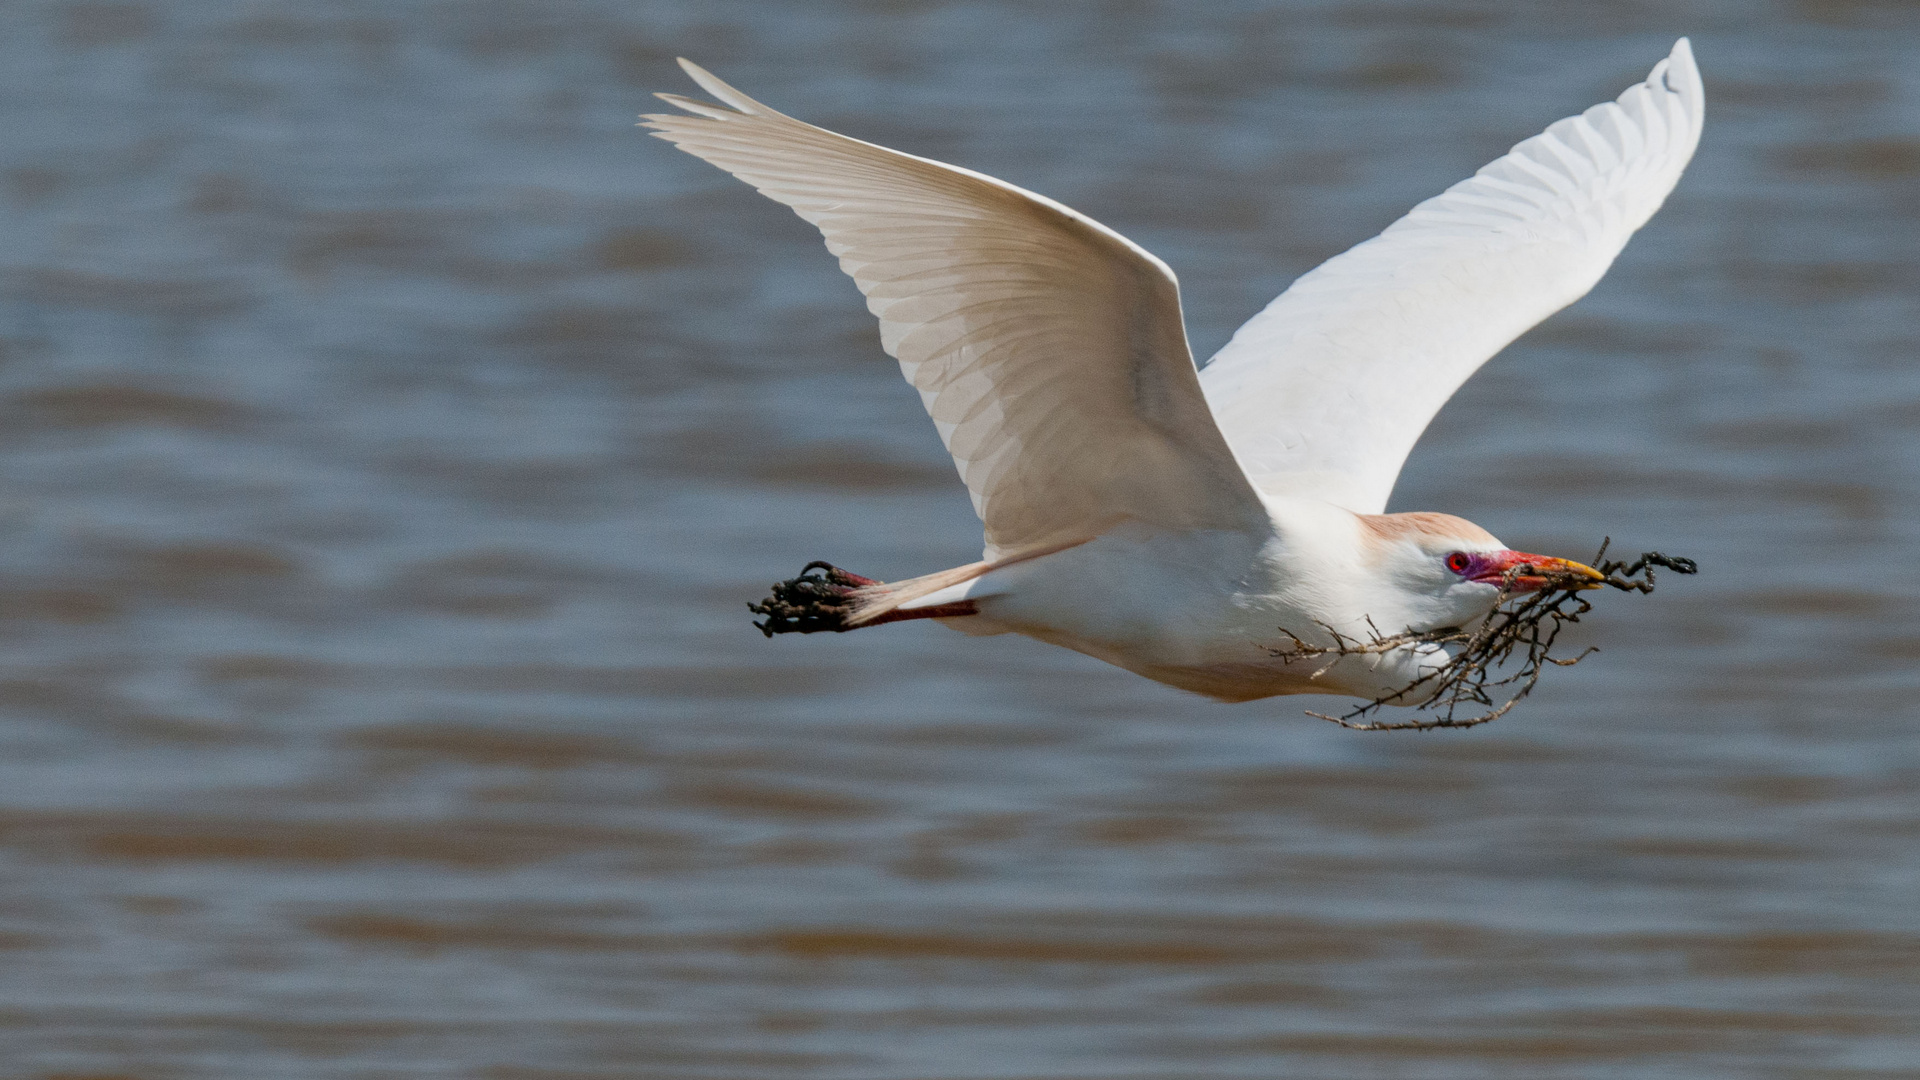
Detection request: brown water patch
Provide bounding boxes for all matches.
[432,662,843,699]
[309,913,662,955]
[1390,737,1571,764]
[1086,170,1270,231]
[347,723,650,769]
[21,1008,845,1067]
[112,542,299,596]
[1240,1030,1725,1060]
[755,1011,826,1034]
[744,836,852,866]
[1867,634,1920,660]
[5,167,68,204]
[185,173,250,214]
[1193,980,1344,1006]
[0,587,118,624]
[607,30,685,87]
[1077,814,1208,846]
[291,209,573,289]
[5,385,250,432]
[1644,929,1920,978]
[59,1,154,47]
[591,227,693,271]
[1205,766,1481,812]
[385,550,611,619]
[473,1044,849,1078]
[1723,775,1844,805]
[740,928,1245,966]
[1348,58,1452,89]
[290,210,446,280]
[887,837,968,881]
[0,677,234,742]
[668,778,884,821]
[660,427,953,492]
[494,305,660,374]
[841,1005,1109,1031]
[15,270,252,319]
[1522,315,1708,355]
[934,814,1033,849]
[1526,1005,1912,1036]
[878,722,1071,748]
[738,917,1382,966]
[744,443,954,492]
[1700,415,1861,452]
[1608,838,1811,860]
[1791,0,1915,26]
[1725,260,1914,302]
[196,654,342,686]
[117,895,194,915]
[0,811,693,868]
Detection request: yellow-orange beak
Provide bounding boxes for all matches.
[1473,551,1606,592]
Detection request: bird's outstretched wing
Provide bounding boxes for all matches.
[644,61,1266,558]
[1200,38,1704,515]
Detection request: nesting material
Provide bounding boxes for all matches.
[1273,544,1698,731]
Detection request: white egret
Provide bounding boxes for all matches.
[644,40,1703,706]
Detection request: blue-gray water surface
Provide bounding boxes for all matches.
[0,1,1917,1077]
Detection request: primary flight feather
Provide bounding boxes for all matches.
[643,40,1703,706]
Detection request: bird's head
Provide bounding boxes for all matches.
[1358,512,1604,632]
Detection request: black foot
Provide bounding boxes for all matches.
[749,562,883,637]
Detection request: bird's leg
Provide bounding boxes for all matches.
[749,562,979,636]
[855,600,979,627]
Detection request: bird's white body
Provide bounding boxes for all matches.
[645,41,1704,706]
[907,501,1495,702]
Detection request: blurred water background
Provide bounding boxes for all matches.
[0,0,1916,1076]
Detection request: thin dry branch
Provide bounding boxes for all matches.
[1272,541,1697,731]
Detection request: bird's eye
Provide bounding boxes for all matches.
[1445,551,1472,575]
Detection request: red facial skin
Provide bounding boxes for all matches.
[1449,550,1605,592]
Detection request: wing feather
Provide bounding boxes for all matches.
[1197,37,1705,515]
[644,61,1265,556]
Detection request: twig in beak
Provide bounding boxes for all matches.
[1272,540,1698,731]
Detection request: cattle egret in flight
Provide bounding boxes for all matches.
[643,39,1702,705]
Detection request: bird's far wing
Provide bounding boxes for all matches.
[1200,38,1704,515]
[644,62,1266,558]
